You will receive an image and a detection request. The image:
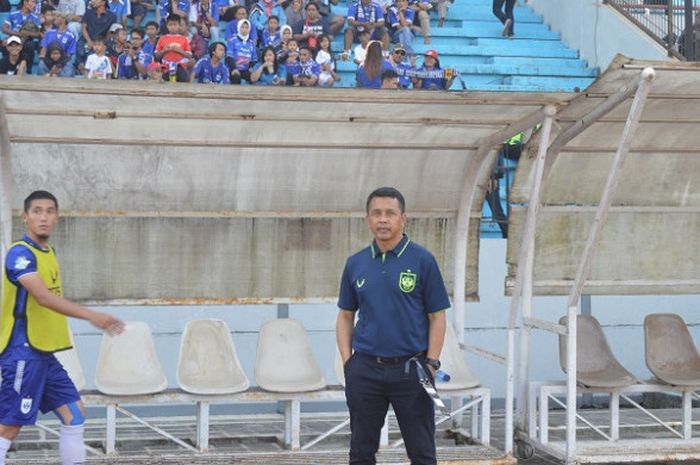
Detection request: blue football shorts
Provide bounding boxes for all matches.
[0,354,80,425]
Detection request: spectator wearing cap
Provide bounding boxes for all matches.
[56,0,86,39]
[343,0,388,59]
[387,0,414,55]
[388,43,413,88]
[108,0,130,28]
[190,41,229,83]
[3,0,42,74]
[355,39,392,88]
[78,0,116,65]
[106,22,127,68]
[147,60,165,79]
[380,68,398,88]
[0,36,27,75]
[292,2,329,52]
[414,49,453,90]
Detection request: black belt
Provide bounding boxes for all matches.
[358,353,424,365]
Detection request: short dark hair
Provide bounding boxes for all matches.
[268,15,279,23]
[381,69,398,82]
[24,191,58,212]
[166,14,180,23]
[93,35,106,44]
[131,27,145,39]
[305,1,318,10]
[145,20,159,30]
[366,187,405,213]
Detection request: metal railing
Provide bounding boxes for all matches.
[604,0,700,60]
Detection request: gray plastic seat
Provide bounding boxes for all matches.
[436,324,480,391]
[95,321,168,396]
[177,319,249,394]
[559,315,637,388]
[255,319,326,393]
[645,313,700,386]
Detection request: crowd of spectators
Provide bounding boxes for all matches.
[0,0,456,88]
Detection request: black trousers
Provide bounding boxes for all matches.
[344,353,436,465]
[492,0,515,35]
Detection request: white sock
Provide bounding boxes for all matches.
[0,436,11,465]
[59,424,85,465]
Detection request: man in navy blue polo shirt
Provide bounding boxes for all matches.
[337,186,449,465]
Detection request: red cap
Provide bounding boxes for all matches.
[147,62,163,71]
[424,50,439,60]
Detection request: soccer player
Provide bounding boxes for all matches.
[0,190,124,465]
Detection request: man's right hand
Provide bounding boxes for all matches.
[89,311,125,336]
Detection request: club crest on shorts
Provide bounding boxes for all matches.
[20,397,33,414]
[399,271,416,293]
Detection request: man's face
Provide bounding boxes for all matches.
[24,0,36,11]
[23,198,58,241]
[116,29,127,42]
[6,42,22,56]
[268,18,278,31]
[306,4,318,19]
[43,10,55,25]
[146,25,157,38]
[299,48,311,62]
[392,48,405,62]
[131,33,143,48]
[366,196,406,245]
[213,43,225,59]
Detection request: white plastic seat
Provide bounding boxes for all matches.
[436,324,480,391]
[177,319,249,394]
[255,319,326,392]
[645,313,700,386]
[95,321,168,396]
[559,315,637,388]
[55,327,86,391]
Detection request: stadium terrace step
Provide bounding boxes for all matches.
[458,63,597,77]
[504,75,596,91]
[489,56,588,68]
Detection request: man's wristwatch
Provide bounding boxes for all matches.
[425,358,441,370]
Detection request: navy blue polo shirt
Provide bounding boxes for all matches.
[338,234,450,357]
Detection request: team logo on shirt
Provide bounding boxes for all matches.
[399,271,416,293]
[356,278,366,288]
[14,256,30,270]
[20,397,33,414]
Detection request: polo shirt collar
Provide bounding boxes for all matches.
[370,234,410,259]
[22,234,49,252]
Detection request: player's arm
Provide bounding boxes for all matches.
[426,309,446,373]
[18,273,124,334]
[336,309,355,364]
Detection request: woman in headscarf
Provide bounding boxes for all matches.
[226,18,258,83]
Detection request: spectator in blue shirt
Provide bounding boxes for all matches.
[40,12,77,63]
[127,27,153,78]
[115,40,138,78]
[250,45,287,85]
[356,40,392,88]
[249,0,286,38]
[224,5,258,44]
[343,0,388,59]
[2,0,42,74]
[108,0,131,28]
[190,41,230,83]
[143,20,160,55]
[38,40,75,76]
[226,18,257,83]
[414,49,454,90]
[289,44,319,86]
[388,42,413,88]
[387,0,414,55]
[260,15,281,48]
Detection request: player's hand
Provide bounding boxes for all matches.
[90,312,125,336]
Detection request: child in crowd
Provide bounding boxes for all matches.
[84,36,112,78]
[155,14,193,81]
[226,18,257,84]
[261,15,281,48]
[352,28,370,65]
[39,41,74,76]
[143,21,160,55]
[190,41,230,83]
[315,33,339,86]
[41,5,56,34]
[147,60,164,80]
[39,11,77,68]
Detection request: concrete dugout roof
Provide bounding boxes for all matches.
[509,56,700,296]
[0,78,566,303]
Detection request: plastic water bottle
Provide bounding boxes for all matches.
[435,370,451,382]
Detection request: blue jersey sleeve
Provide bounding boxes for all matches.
[422,254,450,313]
[337,260,358,311]
[347,2,357,21]
[5,245,37,285]
[374,4,384,22]
[66,32,77,55]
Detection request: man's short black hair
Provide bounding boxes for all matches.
[145,20,159,30]
[131,27,145,38]
[305,1,319,10]
[366,187,405,213]
[166,14,180,23]
[24,191,58,212]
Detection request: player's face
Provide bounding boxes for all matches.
[366,196,406,245]
[23,198,58,241]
